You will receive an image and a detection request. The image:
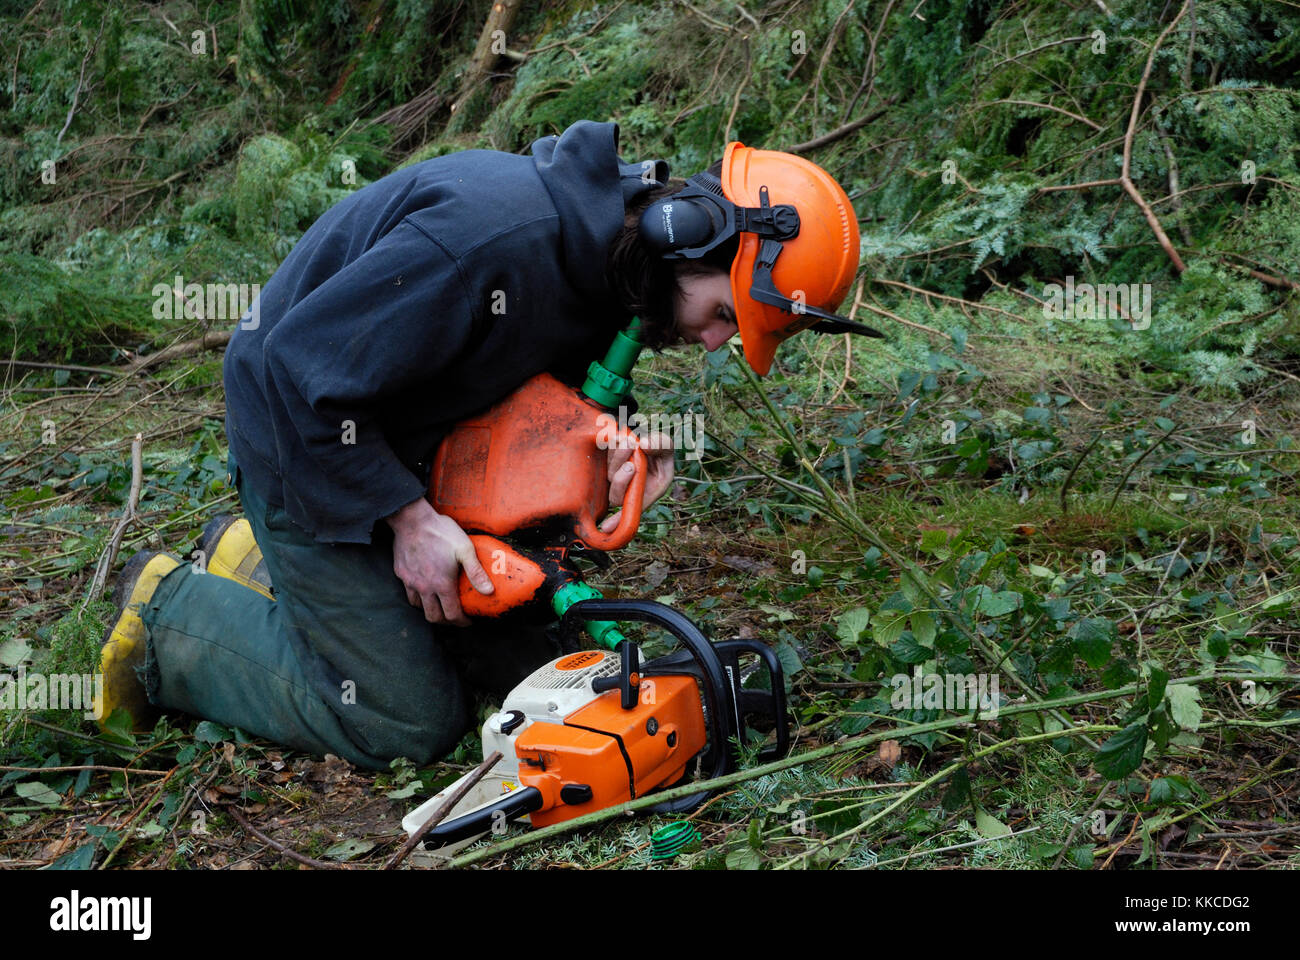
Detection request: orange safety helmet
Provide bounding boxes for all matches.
[639,141,882,375]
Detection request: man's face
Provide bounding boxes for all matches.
[673,272,738,351]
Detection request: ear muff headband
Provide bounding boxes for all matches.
[639,175,799,258]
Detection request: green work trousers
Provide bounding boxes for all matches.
[139,457,560,770]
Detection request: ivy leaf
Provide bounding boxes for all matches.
[910,610,937,646]
[871,607,909,648]
[774,635,803,686]
[193,721,231,743]
[47,843,96,870]
[100,707,136,746]
[385,780,424,800]
[324,838,375,861]
[0,636,32,667]
[975,807,1012,839]
[1166,684,1203,732]
[889,635,931,664]
[1101,658,1136,689]
[839,697,886,735]
[15,781,61,805]
[1145,664,1170,713]
[725,846,762,870]
[1148,775,1193,805]
[977,590,1022,617]
[835,607,872,646]
[1070,617,1115,668]
[1044,597,1070,620]
[1095,721,1149,780]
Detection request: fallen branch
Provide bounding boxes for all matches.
[785,102,894,154]
[1031,5,1194,275]
[872,277,1026,323]
[0,764,170,776]
[1119,1,1191,273]
[844,0,897,119]
[385,750,503,869]
[85,432,143,604]
[977,98,1104,131]
[1038,177,1121,194]
[852,298,954,341]
[1219,259,1300,291]
[56,13,107,144]
[3,360,128,377]
[127,329,232,371]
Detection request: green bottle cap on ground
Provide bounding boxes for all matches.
[650,821,701,861]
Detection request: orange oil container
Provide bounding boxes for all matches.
[427,373,646,551]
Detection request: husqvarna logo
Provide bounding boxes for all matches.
[660,202,675,243]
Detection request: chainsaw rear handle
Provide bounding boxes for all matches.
[575,417,646,552]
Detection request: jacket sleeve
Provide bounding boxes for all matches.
[260,219,479,543]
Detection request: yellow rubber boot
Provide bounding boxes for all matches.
[95,551,180,732]
[198,515,274,600]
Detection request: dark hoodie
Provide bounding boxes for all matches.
[223,121,670,544]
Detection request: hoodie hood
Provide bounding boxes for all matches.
[530,120,670,301]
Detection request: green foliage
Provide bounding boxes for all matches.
[233,125,372,257]
[46,601,114,676]
[0,253,153,361]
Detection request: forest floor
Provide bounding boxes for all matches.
[3,333,1298,870]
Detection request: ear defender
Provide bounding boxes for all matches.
[637,172,802,259]
[637,175,733,258]
[638,191,726,256]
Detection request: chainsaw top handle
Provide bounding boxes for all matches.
[565,598,737,815]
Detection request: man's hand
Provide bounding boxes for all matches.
[386,497,493,626]
[600,431,675,534]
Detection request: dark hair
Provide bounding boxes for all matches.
[605,161,739,349]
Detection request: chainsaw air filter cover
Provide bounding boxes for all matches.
[515,670,708,827]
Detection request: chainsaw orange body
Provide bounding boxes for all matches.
[515,668,708,827]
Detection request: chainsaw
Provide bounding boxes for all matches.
[402,321,791,850]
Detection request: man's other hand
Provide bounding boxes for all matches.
[386,498,493,626]
[601,431,675,534]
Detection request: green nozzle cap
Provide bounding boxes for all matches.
[582,319,646,408]
[552,580,626,650]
